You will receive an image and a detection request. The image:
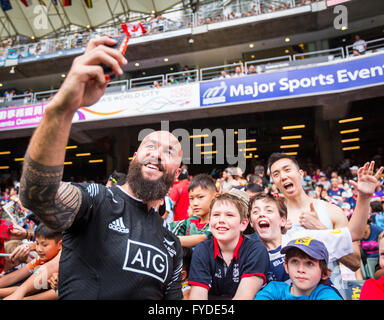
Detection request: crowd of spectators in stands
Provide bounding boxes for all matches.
[0,150,383,299]
[0,0,322,64]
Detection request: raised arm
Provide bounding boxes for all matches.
[4,252,61,300]
[348,161,383,241]
[19,37,127,231]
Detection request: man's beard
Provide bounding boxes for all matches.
[126,158,176,203]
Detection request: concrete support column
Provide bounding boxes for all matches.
[112,127,133,174]
[314,102,350,167]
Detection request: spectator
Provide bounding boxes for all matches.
[76,33,83,48]
[4,251,60,300]
[167,75,178,85]
[234,167,247,186]
[232,66,244,77]
[254,165,269,189]
[352,35,367,56]
[247,65,257,74]
[255,238,342,300]
[153,80,161,88]
[244,183,263,198]
[345,185,358,211]
[318,173,331,190]
[371,200,384,229]
[105,170,126,187]
[248,174,263,188]
[0,224,62,298]
[219,70,230,79]
[359,231,384,299]
[0,220,31,274]
[161,193,174,224]
[182,65,192,83]
[181,247,192,300]
[312,184,324,200]
[1,240,28,276]
[169,168,190,221]
[327,177,345,206]
[374,183,384,198]
[349,165,359,181]
[360,215,383,259]
[248,167,379,288]
[170,174,217,248]
[267,153,369,296]
[221,167,240,192]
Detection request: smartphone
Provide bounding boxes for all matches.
[102,35,129,81]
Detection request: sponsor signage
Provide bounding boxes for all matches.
[200,53,384,107]
[123,239,168,282]
[0,83,199,131]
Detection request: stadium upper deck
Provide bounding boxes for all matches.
[1,0,384,93]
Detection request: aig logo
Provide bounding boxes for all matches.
[122,240,168,283]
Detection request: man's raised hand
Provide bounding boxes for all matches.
[51,36,128,113]
[349,161,384,199]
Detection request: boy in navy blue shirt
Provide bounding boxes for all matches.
[188,193,269,300]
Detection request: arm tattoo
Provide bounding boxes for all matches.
[19,153,82,231]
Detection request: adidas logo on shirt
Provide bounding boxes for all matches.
[109,217,129,234]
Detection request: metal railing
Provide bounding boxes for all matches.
[293,47,345,60]
[0,0,315,63]
[165,69,199,84]
[104,80,129,93]
[245,55,292,73]
[346,37,384,57]
[34,89,58,102]
[130,74,165,89]
[200,62,245,81]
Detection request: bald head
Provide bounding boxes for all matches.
[126,131,183,202]
[137,131,183,167]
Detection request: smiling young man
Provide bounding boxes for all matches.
[267,153,363,296]
[19,37,184,300]
[249,159,382,284]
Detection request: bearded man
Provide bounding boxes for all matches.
[19,37,183,299]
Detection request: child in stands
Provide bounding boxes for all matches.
[359,231,384,300]
[170,174,217,248]
[0,223,61,298]
[188,193,269,300]
[255,237,342,300]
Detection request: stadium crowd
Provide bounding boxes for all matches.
[0,153,383,300]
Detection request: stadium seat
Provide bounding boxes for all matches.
[360,257,379,279]
[342,280,366,300]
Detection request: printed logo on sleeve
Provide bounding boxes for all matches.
[123,240,169,282]
[294,237,313,246]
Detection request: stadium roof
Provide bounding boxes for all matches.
[0,0,183,40]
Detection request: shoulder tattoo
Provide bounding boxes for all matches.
[19,153,82,231]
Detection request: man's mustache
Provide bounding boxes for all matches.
[141,160,165,173]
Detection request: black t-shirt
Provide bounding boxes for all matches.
[58,183,183,300]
